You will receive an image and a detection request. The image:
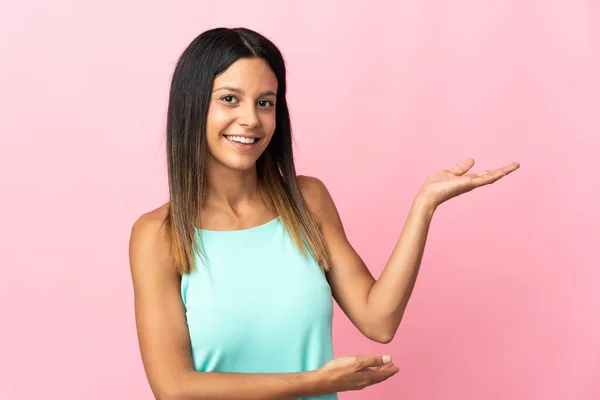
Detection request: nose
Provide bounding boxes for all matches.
[238,103,260,128]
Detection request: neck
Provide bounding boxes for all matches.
[205,159,263,216]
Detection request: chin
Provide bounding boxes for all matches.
[207,141,268,172]
[215,154,260,172]
[227,161,258,171]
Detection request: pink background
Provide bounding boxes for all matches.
[1,1,599,399]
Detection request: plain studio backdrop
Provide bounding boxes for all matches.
[1,1,598,399]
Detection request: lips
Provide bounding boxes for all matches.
[223,134,261,149]
[223,134,260,141]
[223,133,261,139]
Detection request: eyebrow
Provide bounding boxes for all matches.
[213,86,276,97]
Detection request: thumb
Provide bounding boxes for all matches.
[450,158,475,176]
[359,354,392,368]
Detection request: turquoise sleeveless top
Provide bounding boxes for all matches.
[181,216,338,400]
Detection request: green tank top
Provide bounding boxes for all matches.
[181,216,338,399]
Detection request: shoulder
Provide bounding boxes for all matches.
[296,175,339,223]
[129,202,172,272]
[297,175,327,197]
[131,202,169,240]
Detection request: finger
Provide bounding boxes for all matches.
[476,168,500,179]
[363,366,400,384]
[475,163,517,183]
[368,366,398,379]
[358,354,392,368]
[473,171,503,186]
[381,366,400,377]
[479,162,520,178]
[504,162,521,173]
[449,158,475,176]
[381,367,400,380]
[367,362,396,371]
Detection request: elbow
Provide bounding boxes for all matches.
[154,386,182,400]
[370,331,395,344]
[363,311,405,343]
[153,375,190,400]
[363,326,396,344]
[155,388,187,400]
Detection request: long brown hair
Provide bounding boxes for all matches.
[163,27,331,275]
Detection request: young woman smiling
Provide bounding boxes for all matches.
[128,27,520,400]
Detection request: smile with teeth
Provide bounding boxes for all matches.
[224,135,259,144]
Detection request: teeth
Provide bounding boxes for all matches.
[226,135,257,144]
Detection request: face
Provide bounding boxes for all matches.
[205,57,278,172]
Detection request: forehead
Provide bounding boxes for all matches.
[213,58,278,92]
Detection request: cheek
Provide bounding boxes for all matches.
[206,107,231,136]
[261,113,277,135]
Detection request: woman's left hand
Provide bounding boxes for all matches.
[418,158,520,208]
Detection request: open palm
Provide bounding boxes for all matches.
[419,158,520,207]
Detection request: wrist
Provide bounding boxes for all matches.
[295,370,330,398]
[413,192,438,215]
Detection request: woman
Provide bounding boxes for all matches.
[129,27,520,399]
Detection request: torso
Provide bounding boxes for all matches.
[146,176,338,400]
[181,216,335,382]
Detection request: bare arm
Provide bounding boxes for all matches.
[298,160,519,344]
[364,195,435,341]
[128,210,327,400]
[297,175,434,344]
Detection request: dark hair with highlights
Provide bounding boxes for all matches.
[163,27,331,274]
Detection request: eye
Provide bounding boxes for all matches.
[258,99,274,108]
[220,95,238,104]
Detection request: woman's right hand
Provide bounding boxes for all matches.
[315,354,399,394]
